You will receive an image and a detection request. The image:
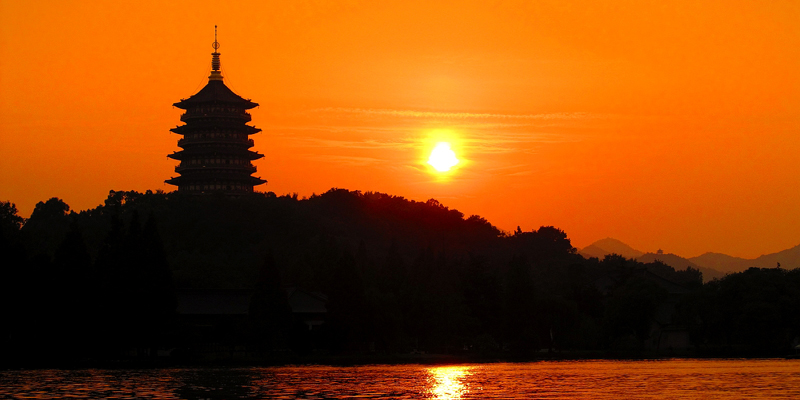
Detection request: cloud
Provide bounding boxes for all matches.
[260,107,592,176]
[313,107,596,121]
[301,154,386,167]
[261,125,579,161]
[283,135,417,151]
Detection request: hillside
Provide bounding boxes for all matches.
[690,244,800,273]
[5,190,799,361]
[580,238,725,282]
[688,252,751,274]
[578,238,643,260]
[637,252,725,282]
[581,236,800,281]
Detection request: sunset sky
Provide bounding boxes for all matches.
[2,1,799,259]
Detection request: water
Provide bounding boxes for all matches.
[2,359,799,399]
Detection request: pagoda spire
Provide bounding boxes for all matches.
[209,25,223,81]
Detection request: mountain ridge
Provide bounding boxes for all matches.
[580,238,800,282]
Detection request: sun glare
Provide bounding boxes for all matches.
[427,142,460,172]
[428,366,472,399]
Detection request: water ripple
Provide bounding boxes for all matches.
[1,359,800,399]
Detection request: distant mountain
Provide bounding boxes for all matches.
[579,238,644,260]
[688,252,750,273]
[690,243,800,273]
[580,238,725,282]
[637,252,726,282]
[582,237,800,281]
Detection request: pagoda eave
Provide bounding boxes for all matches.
[173,81,259,110]
[173,99,259,110]
[168,148,262,160]
[170,124,261,135]
[165,175,265,185]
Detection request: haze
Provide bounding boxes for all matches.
[1,0,799,259]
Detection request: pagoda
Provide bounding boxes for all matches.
[166,28,265,193]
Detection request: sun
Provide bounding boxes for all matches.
[427,142,460,172]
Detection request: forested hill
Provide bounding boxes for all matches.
[3,189,799,361]
[11,189,584,288]
[16,189,515,289]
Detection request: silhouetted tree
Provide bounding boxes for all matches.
[139,213,176,329]
[377,238,404,295]
[680,267,800,354]
[326,251,371,351]
[459,254,502,350]
[605,276,667,345]
[249,250,292,350]
[504,254,539,354]
[0,201,24,239]
[21,197,71,259]
[50,219,95,354]
[0,201,26,354]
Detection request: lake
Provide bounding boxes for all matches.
[2,359,799,399]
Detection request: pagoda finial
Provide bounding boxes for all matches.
[209,25,223,81]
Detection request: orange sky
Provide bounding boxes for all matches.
[2,0,799,259]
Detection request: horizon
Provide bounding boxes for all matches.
[2,1,799,259]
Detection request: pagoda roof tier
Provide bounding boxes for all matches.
[170,124,261,135]
[168,170,265,180]
[168,148,264,160]
[177,137,256,148]
[174,80,258,110]
[175,164,258,174]
[165,175,266,186]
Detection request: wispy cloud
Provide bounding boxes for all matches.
[264,123,579,156]
[261,107,595,177]
[313,107,596,121]
[305,154,386,167]
[295,137,416,150]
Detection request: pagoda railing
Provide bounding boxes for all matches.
[176,164,257,173]
[181,111,251,122]
[178,138,254,147]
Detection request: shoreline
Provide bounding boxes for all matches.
[5,349,798,370]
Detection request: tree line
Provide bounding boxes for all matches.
[1,189,799,365]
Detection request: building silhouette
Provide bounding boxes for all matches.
[166,29,265,193]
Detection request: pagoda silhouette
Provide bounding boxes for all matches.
[166,28,265,193]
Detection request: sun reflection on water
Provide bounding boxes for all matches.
[427,366,472,399]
